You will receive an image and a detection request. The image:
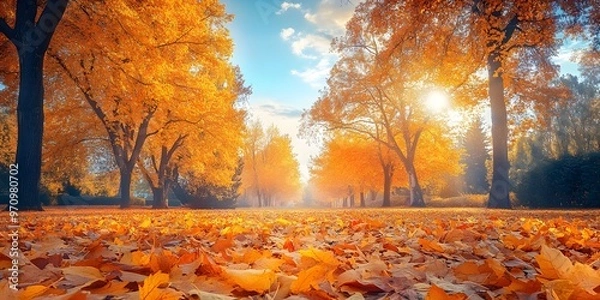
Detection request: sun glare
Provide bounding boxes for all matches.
[425,91,449,112]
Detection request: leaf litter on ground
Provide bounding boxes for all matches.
[1,208,600,299]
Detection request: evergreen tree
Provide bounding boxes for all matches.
[462,118,490,194]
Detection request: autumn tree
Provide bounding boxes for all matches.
[0,0,69,210]
[42,0,239,208]
[350,0,600,208]
[309,133,398,207]
[242,122,301,207]
[137,67,248,209]
[303,2,470,207]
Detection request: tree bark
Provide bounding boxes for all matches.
[360,191,365,207]
[382,164,392,207]
[119,168,132,208]
[151,186,168,209]
[406,163,425,207]
[15,51,45,210]
[486,53,511,208]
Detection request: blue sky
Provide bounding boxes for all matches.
[222,0,358,181]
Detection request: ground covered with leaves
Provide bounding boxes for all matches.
[1,208,600,300]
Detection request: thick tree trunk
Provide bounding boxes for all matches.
[152,186,168,209]
[15,52,45,210]
[119,168,133,208]
[406,163,425,207]
[487,54,511,209]
[382,164,392,207]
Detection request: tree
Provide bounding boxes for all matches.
[353,0,600,208]
[242,122,301,207]
[0,0,69,210]
[174,158,244,209]
[45,0,237,208]
[137,67,247,209]
[303,2,469,206]
[462,118,490,194]
[309,133,398,207]
[510,73,600,193]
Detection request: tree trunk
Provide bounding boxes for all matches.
[486,54,511,209]
[360,191,365,207]
[15,51,45,211]
[382,164,392,207]
[119,168,132,208]
[152,186,168,209]
[172,182,190,205]
[407,166,425,207]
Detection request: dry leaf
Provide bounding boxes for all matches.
[425,284,468,300]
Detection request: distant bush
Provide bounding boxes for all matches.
[427,194,487,207]
[58,195,145,206]
[516,152,600,208]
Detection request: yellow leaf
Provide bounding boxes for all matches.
[224,268,276,293]
[253,257,285,271]
[419,238,445,253]
[297,247,340,266]
[544,279,576,300]
[139,218,152,229]
[18,285,49,300]
[131,251,151,266]
[139,271,180,300]
[290,264,330,294]
[567,262,600,294]
[536,245,572,280]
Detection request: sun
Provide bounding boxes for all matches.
[425,90,449,112]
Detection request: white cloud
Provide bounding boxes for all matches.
[304,0,358,36]
[276,2,302,15]
[291,57,334,88]
[280,27,296,41]
[290,33,332,59]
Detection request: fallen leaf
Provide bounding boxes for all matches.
[536,245,573,280]
[290,264,330,293]
[224,268,276,293]
[425,284,468,300]
[139,271,180,300]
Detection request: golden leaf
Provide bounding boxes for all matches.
[290,264,330,294]
[224,268,276,293]
[139,271,180,300]
[425,284,468,300]
[536,245,573,280]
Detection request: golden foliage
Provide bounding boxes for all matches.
[241,121,301,207]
